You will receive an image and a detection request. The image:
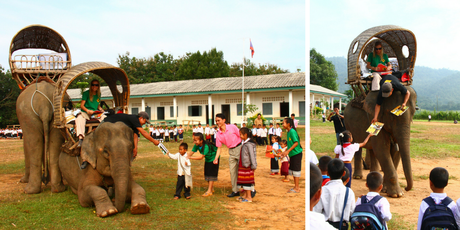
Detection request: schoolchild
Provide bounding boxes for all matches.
[164,127,170,142]
[236,127,257,203]
[188,133,219,197]
[197,123,204,134]
[310,162,337,230]
[204,124,212,142]
[169,127,174,142]
[149,125,154,138]
[318,155,332,186]
[267,135,280,175]
[159,126,165,142]
[251,124,258,144]
[212,124,218,144]
[173,125,178,142]
[417,167,460,230]
[260,124,268,145]
[256,124,263,146]
[178,125,184,143]
[313,159,356,230]
[334,130,372,188]
[280,117,303,193]
[268,123,275,145]
[192,125,197,136]
[351,171,391,229]
[275,123,282,137]
[155,126,161,142]
[166,143,192,199]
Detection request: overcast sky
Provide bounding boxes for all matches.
[0,0,305,73]
[311,0,460,71]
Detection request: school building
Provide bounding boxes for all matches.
[67,72,306,126]
[310,84,347,113]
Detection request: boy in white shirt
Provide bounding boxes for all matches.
[164,127,170,142]
[417,167,460,230]
[256,124,264,146]
[275,123,282,137]
[155,127,161,141]
[268,123,275,145]
[352,171,391,229]
[260,124,268,145]
[314,159,355,230]
[192,125,197,136]
[149,125,154,138]
[197,124,204,134]
[173,125,178,142]
[310,162,337,230]
[204,124,211,142]
[251,124,258,144]
[178,125,184,143]
[166,143,192,199]
[159,126,165,142]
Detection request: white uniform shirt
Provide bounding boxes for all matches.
[268,127,275,135]
[355,191,392,229]
[149,127,154,134]
[313,179,356,223]
[309,149,319,164]
[204,127,211,135]
[167,152,191,176]
[256,128,263,137]
[155,129,160,136]
[212,128,217,138]
[197,127,204,134]
[160,128,165,134]
[334,143,360,162]
[252,128,257,136]
[261,128,267,137]
[310,211,337,230]
[192,127,197,133]
[417,193,460,230]
[173,128,178,135]
[164,129,169,136]
[275,127,282,136]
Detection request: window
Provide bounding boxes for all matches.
[237,104,248,116]
[188,106,202,117]
[262,103,272,115]
[131,107,139,115]
[170,106,174,117]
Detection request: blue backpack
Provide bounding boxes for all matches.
[350,195,386,230]
[421,196,459,230]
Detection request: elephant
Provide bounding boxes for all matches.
[59,121,150,217]
[344,86,416,198]
[16,80,66,194]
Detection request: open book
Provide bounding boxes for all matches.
[391,105,409,116]
[366,122,384,136]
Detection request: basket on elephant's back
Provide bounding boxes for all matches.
[346,25,417,100]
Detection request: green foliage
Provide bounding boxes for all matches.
[247,113,267,126]
[176,48,230,80]
[343,88,354,103]
[414,109,460,121]
[310,49,338,91]
[0,66,20,128]
[237,102,258,117]
[229,58,289,77]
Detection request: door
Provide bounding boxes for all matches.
[157,107,165,120]
[221,104,230,124]
[145,106,151,119]
[299,101,305,125]
[206,105,215,125]
[280,102,289,117]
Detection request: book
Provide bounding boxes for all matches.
[158,143,169,155]
[265,145,274,158]
[391,105,409,116]
[366,122,384,136]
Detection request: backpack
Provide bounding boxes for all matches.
[350,195,386,230]
[421,196,459,230]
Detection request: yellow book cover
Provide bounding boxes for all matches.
[366,122,384,136]
[391,105,409,116]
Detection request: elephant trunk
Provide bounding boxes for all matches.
[111,157,130,212]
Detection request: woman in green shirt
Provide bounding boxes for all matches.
[366,41,393,91]
[75,79,104,147]
[280,117,303,193]
[189,133,219,197]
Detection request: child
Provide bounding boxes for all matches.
[164,126,170,142]
[310,162,337,229]
[256,124,263,146]
[166,143,192,200]
[341,167,350,186]
[251,124,258,144]
[267,135,280,175]
[280,117,303,193]
[204,124,212,142]
[188,133,219,197]
[334,130,372,188]
[173,125,178,142]
[261,124,268,145]
[351,171,391,230]
[318,155,332,186]
[159,126,165,142]
[236,127,257,203]
[268,123,274,145]
[192,125,197,136]
[155,126,161,142]
[149,125,154,138]
[275,123,282,137]
[169,127,174,141]
[313,159,356,230]
[278,139,290,182]
[417,167,460,230]
[212,124,218,144]
[197,123,204,134]
[178,125,184,143]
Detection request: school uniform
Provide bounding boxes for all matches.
[159,128,165,141]
[173,127,178,141]
[256,128,263,146]
[270,142,280,173]
[334,143,359,188]
[164,129,170,142]
[417,193,460,230]
[355,191,392,229]
[197,126,204,134]
[155,129,160,141]
[149,126,154,138]
[167,152,192,198]
[204,127,212,141]
[260,127,268,145]
[268,126,275,145]
[275,127,282,137]
[178,128,184,140]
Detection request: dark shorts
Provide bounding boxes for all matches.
[204,161,219,181]
[289,152,303,172]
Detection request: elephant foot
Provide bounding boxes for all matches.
[97,208,118,218]
[20,175,29,183]
[384,185,404,198]
[353,174,363,179]
[131,202,150,215]
[51,183,66,193]
[24,184,41,194]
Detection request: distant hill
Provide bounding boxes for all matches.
[326,56,460,110]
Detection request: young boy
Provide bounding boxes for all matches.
[318,155,332,186]
[252,124,258,144]
[417,167,460,230]
[192,125,197,136]
[155,126,161,142]
[256,124,263,146]
[197,123,204,134]
[313,159,355,230]
[275,123,282,137]
[173,125,178,142]
[353,171,391,229]
[166,143,192,199]
[164,126,170,142]
[169,127,174,141]
[268,123,274,145]
[310,162,337,230]
[261,124,268,145]
[178,125,184,143]
[212,124,218,144]
[159,126,165,142]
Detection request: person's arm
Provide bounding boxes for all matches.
[213,147,221,164]
[281,141,298,158]
[402,90,411,108]
[367,61,376,71]
[80,100,95,115]
[133,133,138,158]
[189,152,204,160]
[136,127,160,145]
[358,133,372,148]
[371,104,381,124]
[386,61,392,71]
[327,112,333,121]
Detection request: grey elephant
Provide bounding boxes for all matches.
[59,121,150,217]
[344,86,416,197]
[16,80,66,194]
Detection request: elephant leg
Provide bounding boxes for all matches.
[364,149,371,170]
[353,148,364,179]
[368,149,381,172]
[390,142,401,171]
[129,180,150,214]
[20,133,30,183]
[49,128,65,193]
[24,130,44,194]
[372,132,403,198]
[79,170,118,218]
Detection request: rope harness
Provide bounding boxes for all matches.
[31,77,54,117]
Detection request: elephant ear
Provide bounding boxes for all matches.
[363,91,379,116]
[81,133,97,169]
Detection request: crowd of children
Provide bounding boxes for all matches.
[311,128,460,229]
[0,128,22,139]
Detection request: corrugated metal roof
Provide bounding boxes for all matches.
[310,84,346,97]
[67,72,306,99]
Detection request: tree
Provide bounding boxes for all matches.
[176,48,230,80]
[310,48,338,91]
[229,58,289,77]
[0,66,21,127]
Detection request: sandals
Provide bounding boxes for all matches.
[287,188,300,193]
[185,196,191,199]
[236,196,244,201]
[282,179,290,182]
[173,196,180,200]
[240,198,252,203]
[202,192,213,197]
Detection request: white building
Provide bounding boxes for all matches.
[310,84,347,113]
[68,72,306,125]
